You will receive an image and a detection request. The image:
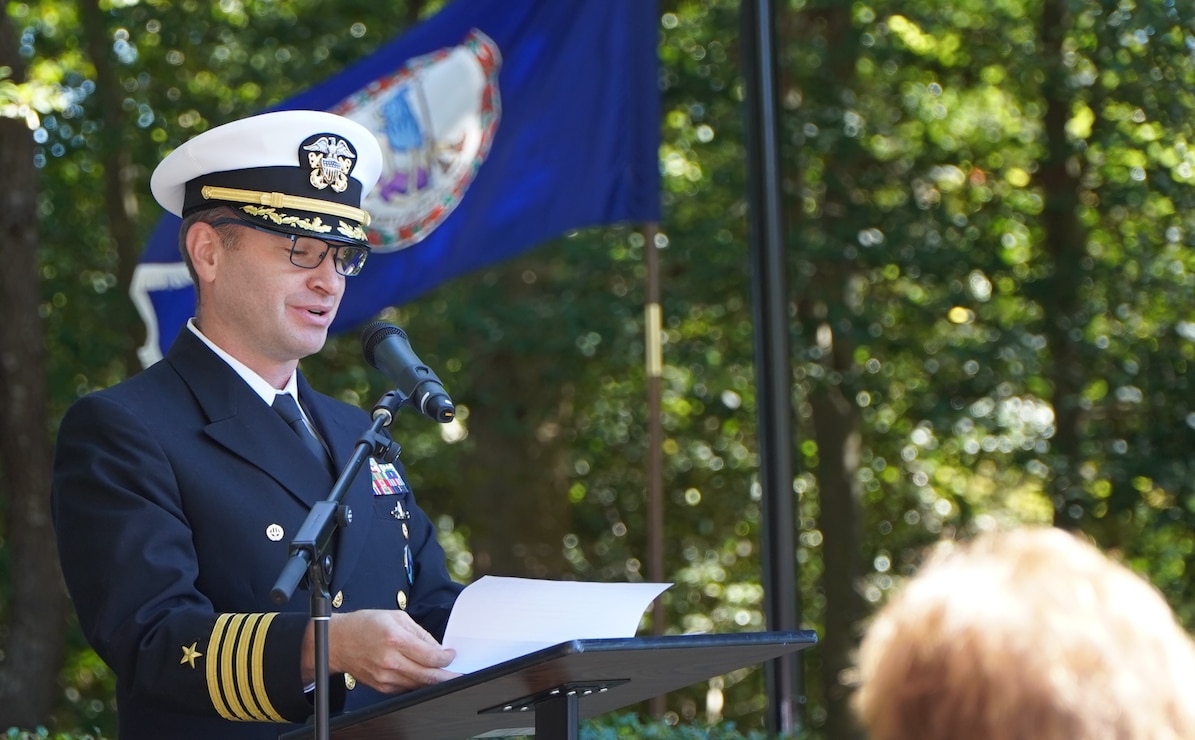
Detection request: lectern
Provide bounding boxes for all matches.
[280,631,817,740]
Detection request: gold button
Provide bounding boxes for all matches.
[397,591,408,610]
[332,591,344,609]
[344,673,357,690]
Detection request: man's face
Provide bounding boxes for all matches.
[200,222,346,378]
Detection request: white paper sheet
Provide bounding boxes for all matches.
[441,576,671,674]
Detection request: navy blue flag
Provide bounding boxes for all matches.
[131,0,660,366]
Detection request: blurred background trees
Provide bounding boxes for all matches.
[2,0,1194,737]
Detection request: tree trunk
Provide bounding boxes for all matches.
[0,10,68,729]
[462,366,574,579]
[801,290,867,740]
[1036,0,1087,530]
[790,4,868,737]
[79,0,146,368]
[453,266,574,579]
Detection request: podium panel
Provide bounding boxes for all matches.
[281,631,817,740]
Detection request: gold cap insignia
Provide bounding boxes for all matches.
[302,135,357,193]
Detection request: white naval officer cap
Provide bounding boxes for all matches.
[150,110,383,248]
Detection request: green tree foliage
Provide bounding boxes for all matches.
[5,0,1195,738]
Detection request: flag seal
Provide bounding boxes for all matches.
[335,29,502,251]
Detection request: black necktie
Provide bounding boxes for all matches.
[272,393,333,474]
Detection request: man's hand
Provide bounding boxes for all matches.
[302,609,459,693]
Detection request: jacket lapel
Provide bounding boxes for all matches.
[165,330,333,509]
[298,373,378,588]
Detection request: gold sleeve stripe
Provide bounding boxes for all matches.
[222,614,254,720]
[206,613,287,723]
[232,614,265,722]
[247,613,283,721]
[216,614,251,721]
[208,614,237,721]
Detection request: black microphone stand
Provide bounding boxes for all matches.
[271,390,409,740]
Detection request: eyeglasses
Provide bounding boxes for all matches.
[208,217,370,277]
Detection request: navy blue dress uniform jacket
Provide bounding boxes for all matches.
[52,328,465,739]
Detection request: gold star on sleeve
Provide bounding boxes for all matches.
[181,642,204,669]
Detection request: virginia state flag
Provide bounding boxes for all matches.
[130,0,660,366]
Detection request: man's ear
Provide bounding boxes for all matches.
[186,222,223,285]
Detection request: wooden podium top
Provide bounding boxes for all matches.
[281,631,817,740]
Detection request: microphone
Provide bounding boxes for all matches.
[361,321,456,423]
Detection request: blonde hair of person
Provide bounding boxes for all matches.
[853,526,1195,740]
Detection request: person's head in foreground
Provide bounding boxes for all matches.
[853,526,1195,740]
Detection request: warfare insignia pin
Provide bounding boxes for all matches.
[302,134,357,192]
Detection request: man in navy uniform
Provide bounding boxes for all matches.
[52,110,464,739]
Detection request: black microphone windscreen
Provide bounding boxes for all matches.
[361,321,405,368]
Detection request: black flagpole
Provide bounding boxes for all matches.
[740,0,803,734]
